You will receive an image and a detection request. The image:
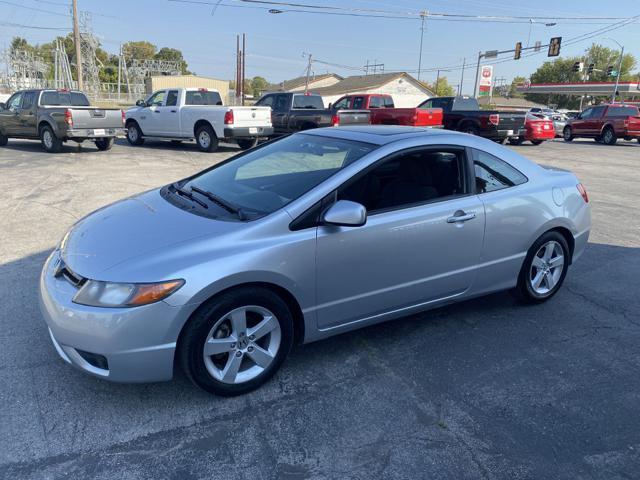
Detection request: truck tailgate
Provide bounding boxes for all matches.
[65,107,123,129]
[229,107,272,127]
[497,112,526,132]
[336,109,371,126]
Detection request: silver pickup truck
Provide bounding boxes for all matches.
[0,89,125,153]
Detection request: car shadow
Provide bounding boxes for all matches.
[0,139,103,154]
[114,138,241,153]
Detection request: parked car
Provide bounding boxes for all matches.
[330,93,442,127]
[529,108,567,137]
[253,92,370,136]
[509,113,556,146]
[418,96,526,142]
[125,88,273,152]
[40,126,590,396]
[0,89,125,153]
[563,103,640,145]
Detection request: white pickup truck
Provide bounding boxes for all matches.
[125,88,273,152]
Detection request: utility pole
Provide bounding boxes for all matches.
[72,0,83,90]
[473,51,482,98]
[417,10,427,81]
[242,33,246,106]
[304,53,312,94]
[612,44,624,103]
[459,58,465,96]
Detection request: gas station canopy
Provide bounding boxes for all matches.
[516,81,640,96]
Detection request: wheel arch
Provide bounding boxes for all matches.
[194,119,216,138]
[38,119,56,135]
[458,119,480,131]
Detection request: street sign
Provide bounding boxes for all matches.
[548,37,562,57]
[478,65,493,97]
[484,50,498,59]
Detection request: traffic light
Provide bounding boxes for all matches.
[572,62,583,73]
[606,65,614,76]
[548,37,562,57]
[514,42,522,60]
[587,63,595,74]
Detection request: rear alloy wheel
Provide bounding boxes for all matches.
[126,122,144,146]
[237,138,259,150]
[40,125,62,153]
[195,124,219,152]
[95,137,114,151]
[508,137,524,146]
[514,231,570,304]
[179,287,294,396]
[601,127,617,145]
[563,126,573,142]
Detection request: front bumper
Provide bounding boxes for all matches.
[224,126,274,138]
[66,127,125,139]
[39,251,185,383]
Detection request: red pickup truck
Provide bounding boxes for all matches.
[330,94,442,127]
[563,103,640,145]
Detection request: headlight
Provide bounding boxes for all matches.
[73,279,184,308]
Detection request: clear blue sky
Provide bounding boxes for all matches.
[1,0,638,94]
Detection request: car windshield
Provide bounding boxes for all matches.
[180,134,376,219]
[40,91,90,106]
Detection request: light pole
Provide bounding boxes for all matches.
[605,37,624,103]
[527,19,557,48]
[417,10,427,80]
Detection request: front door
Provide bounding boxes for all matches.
[571,107,592,135]
[154,89,180,136]
[314,147,485,330]
[0,92,23,135]
[17,91,38,137]
[140,90,166,136]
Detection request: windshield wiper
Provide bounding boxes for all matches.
[190,185,246,220]
[173,184,208,209]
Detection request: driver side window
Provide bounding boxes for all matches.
[147,91,166,106]
[7,93,23,110]
[332,97,350,110]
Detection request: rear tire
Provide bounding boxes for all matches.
[563,126,573,142]
[513,231,570,304]
[460,124,479,136]
[40,125,62,153]
[530,140,543,146]
[179,287,294,396]
[237,138,258,150]
[508,137,524,146]
[95,137,114,151]
[126,122,144,146]
[0,131,7,146]
[195,124,218,152]
[602,127,617,145]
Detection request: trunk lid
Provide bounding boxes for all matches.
[496,111,526,131]
[64,107,123,129]
[228,106,272,127]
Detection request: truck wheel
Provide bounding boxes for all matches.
[460,125,479,136]
[0,131,7,147]
[562,126,573,142]
[237,138,258,150]
[40,125,62,153]
[126,122,145,146]
[508,137,524,146]
[602,127,617,145]
[95,138,114,151]
[531,140,544,146]
[195,124,218,152]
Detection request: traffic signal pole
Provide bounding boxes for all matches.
[612,45,624,103]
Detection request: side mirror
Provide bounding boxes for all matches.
[327,103,332,110]
[0,102,5,110]
[322,200,367,227]
[135,100,146,107]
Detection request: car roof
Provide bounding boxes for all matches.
[300,125,461,145]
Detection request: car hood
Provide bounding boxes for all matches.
[61,189,243,279]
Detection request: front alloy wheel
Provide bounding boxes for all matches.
[180,287,294,395]
[563,127,573,142]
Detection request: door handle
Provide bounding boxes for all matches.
[447,211,476,223]
[171,110,177,113]
[153,110,161,113]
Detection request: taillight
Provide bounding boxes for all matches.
[331,114,340,127]
[577,183,589,203]
[64,109,73,127]
[624,119,629,128]
[224,110,234,125]
[121,109,126,125]
[488,114,499,126]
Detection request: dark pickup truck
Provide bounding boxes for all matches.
[254,92,370,136]
[418,96,526,142]
[0,89,125,153]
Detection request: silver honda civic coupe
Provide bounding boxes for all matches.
[40,126,591,395]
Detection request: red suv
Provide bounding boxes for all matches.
[563,104,640,145]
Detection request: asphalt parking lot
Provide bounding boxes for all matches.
[1,136,639,480]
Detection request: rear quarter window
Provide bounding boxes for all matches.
[185,91,222,105]
[606,106,639,117]
[472,149,527,194]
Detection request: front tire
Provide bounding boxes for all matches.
[563,126,573,142]
[195,124,218,152]
[508,137,524,146]
[40,125,62,153]
[179,287,294,396]
[514,231,570,304]
[530,139,544,146]
[601,127,617,145]
[237,138,258,150]
[126,122,144,146]
[95,137,114,151]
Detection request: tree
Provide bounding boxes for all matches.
[123,41,157,63]
[583,43,636,82]
[250,76,269,97]
[423,76,455,96]
[155,47,190,74]
[508,76,527,98]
